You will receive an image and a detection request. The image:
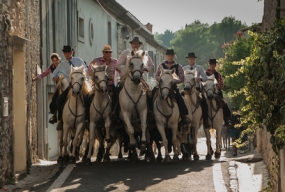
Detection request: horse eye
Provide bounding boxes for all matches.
[81,77,84,81]
[95,76,98,79]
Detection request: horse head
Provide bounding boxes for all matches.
[69,66,86,96]
[184,69,196,93]
[91,64,108,94]
[127,50,146,85]
[159,68,176,100]
[202,74,218,100]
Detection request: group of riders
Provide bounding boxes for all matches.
[34,36,232,144]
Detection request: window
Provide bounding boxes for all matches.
[78,17,84,42]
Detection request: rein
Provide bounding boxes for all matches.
[155,99,174,127]
[123,85,144,118]
[68,71,86,129]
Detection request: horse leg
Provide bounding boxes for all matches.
[192,126,200,160]
[156,123,170,162]
[70,123,84,164]
[204,128,212,160]
[215,129,222,159]
[62,126,70,164]
[139,109,148,153]
[58,130,64,164]
[117,135,123,159]
[85,121,96,165]
[104,117,112,143]
[171,124,179,162]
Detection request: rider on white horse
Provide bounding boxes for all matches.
[183,52,211,129]
[205,58,231,127]
[86,45,120,122]
[113,36,154,118]
[52,45,87,130]
[154,49,191,125]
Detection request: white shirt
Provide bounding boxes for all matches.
[52,57,86,82]
[183,64,208,87]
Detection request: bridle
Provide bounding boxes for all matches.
[184,71,196,95]
[128,56,143,82]
[70,72,85,92]
[93,68,108,93]
[158,72,173,100]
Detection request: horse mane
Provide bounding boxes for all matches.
[67,66,89,98]
[120,50,148,81]
[56,74,66,94]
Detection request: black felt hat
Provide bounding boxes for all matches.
[208,58,218,64]
[165,49,176,55]
[129,36,143,44]
[185,52,197,58]
[62,45,72,52]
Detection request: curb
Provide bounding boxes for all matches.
[228,160,239,192]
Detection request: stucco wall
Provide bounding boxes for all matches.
[0,0,40,185]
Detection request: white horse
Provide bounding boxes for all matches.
[119,50,150,162]
[153,68,180,163]
[56,75,70,163]
[62,66,89,164]
[85,64,113,165]
[202,74,223,160]
[184,69,203,160]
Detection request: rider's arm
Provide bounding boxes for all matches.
[144,55,154,73]
[155,65,162,82]
[37,66,52,79]
[217,73,224,90]
[172,64,185,84]
[198,66,208,82]
[117,50,129,73]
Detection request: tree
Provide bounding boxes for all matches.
[154,29,175,48]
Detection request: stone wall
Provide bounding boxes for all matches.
[261,0,285,31]
[0,0,40,185]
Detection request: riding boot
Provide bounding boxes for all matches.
[49,113,57,124]
[113,83,124,119]
[223,103,231,127]
[201,95,211,129]
[180,115,191,126]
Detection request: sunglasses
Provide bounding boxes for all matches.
[104,51,112,54]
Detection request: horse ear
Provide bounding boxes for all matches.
[131,50,135,56]
[171,68,176,74]
[142,50,145,56]
[184,68,189,74]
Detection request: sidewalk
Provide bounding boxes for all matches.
[1,138,270,192]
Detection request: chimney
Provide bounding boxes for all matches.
[145,23,153,33]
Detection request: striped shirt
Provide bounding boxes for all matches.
[88,57,119,85]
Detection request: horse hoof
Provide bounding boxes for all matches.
[75,155,80,161]
[85,158,91,166]
[210,146,214,155]
[63,155,70,164]
[69,156,76,164]
[118,153,123,159]
[206,154,212,160]
[95,156,103,163]
[193,153,200,160]
[82,155,87,163]
[182,153,189,161]
[103,154,110,162]
[57,156,63,164]
[215,152,221,159]
[163,155,172,163]
[173,155,179,162]
[140,141,147,154]
[156,154,163,162]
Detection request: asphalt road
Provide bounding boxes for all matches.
[28,138,230,192]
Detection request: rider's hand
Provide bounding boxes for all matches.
[143,68,148,72]
[195,77,201,83]
[53,76,59,82]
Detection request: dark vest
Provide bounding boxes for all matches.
[161,62,179,74]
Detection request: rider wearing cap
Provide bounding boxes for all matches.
[52,45,87,130]
[113,37,154,119]
[205,58,231,127]
[155,49,191,126]
[183,52,211,129]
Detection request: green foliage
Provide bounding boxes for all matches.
[219,31,253,108]
[154,29,175,48]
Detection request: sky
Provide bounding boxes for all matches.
[116,0,264,34]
